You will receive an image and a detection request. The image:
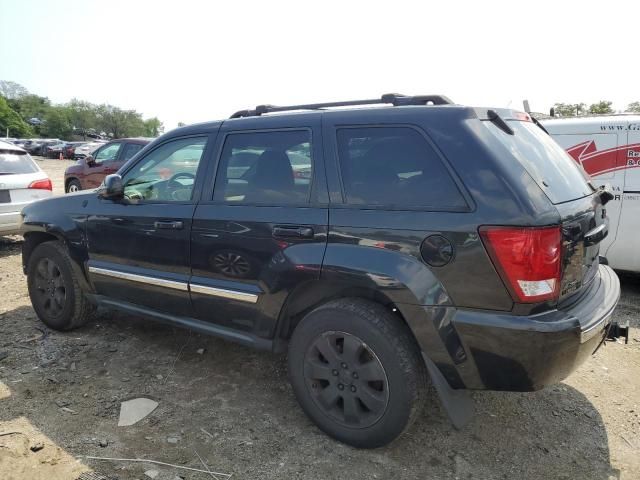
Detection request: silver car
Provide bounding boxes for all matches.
[0,140,53,236]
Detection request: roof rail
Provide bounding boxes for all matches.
[229,93,453,119]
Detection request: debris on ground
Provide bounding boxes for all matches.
[29,441,44,452]
[117,398,159,427]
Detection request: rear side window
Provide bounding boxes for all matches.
[214,130,312,205]
[0,150,39,174]
[336,127,466,209]
[484,120,593,204]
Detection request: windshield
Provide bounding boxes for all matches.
[485,120,593,204]
[0,150,39,175]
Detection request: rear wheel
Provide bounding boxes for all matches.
[27,241,95,331]
[288,298,428,448]
[66,179,81,193]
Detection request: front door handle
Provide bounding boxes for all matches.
[154,220,184,230]
[272,225,314,239]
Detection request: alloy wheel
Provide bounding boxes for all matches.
[303,331,389,428]
[32,258,67,317]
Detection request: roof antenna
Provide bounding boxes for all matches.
[523,100,531,113]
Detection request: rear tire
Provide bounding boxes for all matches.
[66,179,82,193]
[27,241,95,331]
[288,298,428,448]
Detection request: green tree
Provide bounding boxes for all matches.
[626,101,640,113]
[0,96,34,137]
[8,94,51,125]
[143,117,163,137]
[588,101,614,115]
[42,107,72,139]
[553,102,586,117]
[96,104,146,138]
[66,99,98,139]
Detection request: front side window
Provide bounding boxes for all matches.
[214,130,312,205]
[336,127,466,209]
[122,137,206,202]
[94,142,122,164]
[121,143,145,161]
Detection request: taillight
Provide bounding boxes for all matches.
[479,226,562,303]
[28,178,52,191]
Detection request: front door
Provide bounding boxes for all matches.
[86,135,212,316]
[190,119,328,340]
[85,142,123,189]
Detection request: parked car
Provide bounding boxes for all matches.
[64,142,85,159]
[0,140,52,236]
[541,115,640,273]
[73,141,105,160]
[21,94,623,448]
[26,139,61,157]
[64,138,151,192]
[44,142,68,159]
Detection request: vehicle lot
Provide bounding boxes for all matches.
[0,158,638,480]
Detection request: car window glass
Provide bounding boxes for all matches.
[121,137,206,203]
[94,143,122,164]
[214,130,312,205]
[0,150,39,174]
[121,143,144,161]
[336,127,466,209]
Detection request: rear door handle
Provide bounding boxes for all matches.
[154,220,184,230]
[272,225,314,239]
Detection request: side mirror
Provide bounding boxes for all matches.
[98,174,124,199]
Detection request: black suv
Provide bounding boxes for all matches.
[21,94,621,448]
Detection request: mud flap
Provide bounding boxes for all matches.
[422,353,474,429]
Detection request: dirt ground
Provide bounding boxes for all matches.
[0,158,638,480]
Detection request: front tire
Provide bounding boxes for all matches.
[27,241,95,331]
[288,298,428,448]
[66,179,82,193]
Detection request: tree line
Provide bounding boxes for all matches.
[0,80,164,140]
[552,100,640,117]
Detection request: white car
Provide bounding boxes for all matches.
[542,114,640,273]
[73,141,106,160]
[0,140,53,236]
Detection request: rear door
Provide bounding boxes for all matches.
[190,116,328,340]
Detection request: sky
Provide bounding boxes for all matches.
[1,0,639,131]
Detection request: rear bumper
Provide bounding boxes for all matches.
[0,211,22,235]
[451,265,620,391]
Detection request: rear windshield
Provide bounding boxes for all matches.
[0,150,39,175]
[485,120,593,204]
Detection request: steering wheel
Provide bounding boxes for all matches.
[167,172,195,188]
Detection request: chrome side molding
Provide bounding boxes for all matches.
[190,284,258,304]
[88,266,259,303]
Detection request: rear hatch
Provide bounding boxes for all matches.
[481,111,604,302]
[0,148,50,214]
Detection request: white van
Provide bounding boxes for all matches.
[541,115,640,273]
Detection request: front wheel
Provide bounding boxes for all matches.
[66,179,82,193]
[288,298,428,448]
[27,241,95,331]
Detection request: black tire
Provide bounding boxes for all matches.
[66,179,82,193]
[288,298,428,448]
[27,241,95,331]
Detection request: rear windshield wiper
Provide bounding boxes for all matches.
[487,110,514,135]
[530,115,549,135]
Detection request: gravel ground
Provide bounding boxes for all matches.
[0,158,638,480]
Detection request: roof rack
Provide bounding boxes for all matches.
[229,93,453,119]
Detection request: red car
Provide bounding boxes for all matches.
[64,138,151,192]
